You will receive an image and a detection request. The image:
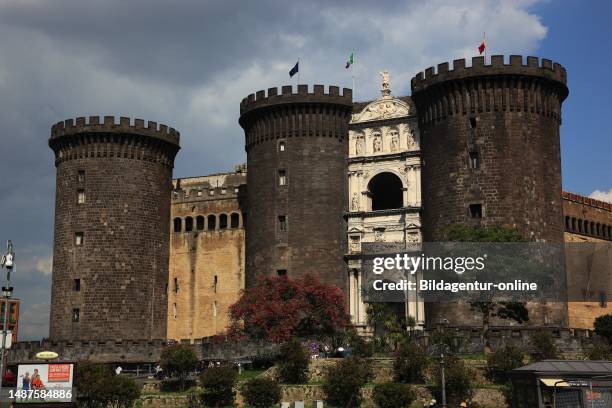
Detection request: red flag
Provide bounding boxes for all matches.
[478,32,486,55]
[478,39,486,55]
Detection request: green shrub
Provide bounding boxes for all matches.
[486,344,524,383]
[323,357,371,407]
[75,362,140,408]
[587,343,612,360]
[594,314,612,344]
[160,344,199,390]
[200,365,237,407]
[393,341,428,383]
[372,382,416,408]
[530,331,558,361]
[432,357,472,406]
[350,332,374,358]
[277,338,309,384]
[241,377,281,408]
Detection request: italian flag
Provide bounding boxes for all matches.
[345,52,354,69]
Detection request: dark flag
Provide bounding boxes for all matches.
[289,61,299,77]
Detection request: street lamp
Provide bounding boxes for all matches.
[435,314,450,408]
[0,240,15,394]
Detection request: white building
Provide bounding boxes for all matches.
[346,73,425,329]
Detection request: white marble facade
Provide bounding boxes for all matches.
[346,77,425,329]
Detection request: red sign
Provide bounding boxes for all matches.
[48,364,71,382]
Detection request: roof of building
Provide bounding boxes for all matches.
[513,360,612,375]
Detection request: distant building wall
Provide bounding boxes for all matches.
[167,167,246,340]
[563,191,612,329]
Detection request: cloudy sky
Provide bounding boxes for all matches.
[0,0,610,340]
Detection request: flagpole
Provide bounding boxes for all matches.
[297,56,300,83]
[483,32,487,61]
[352,51,355,101]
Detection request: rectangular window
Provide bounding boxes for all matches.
[77,190,86,204]
[277,269,287,277]
[174,278,179,293]
[278,215,287,231]
[234,187,239,193]
[278,170,287,186]
[279,141,286,152]
[469,117,477,128]
[77,170,85,183]
[197,190,202,197]
[209,189,215,196]
[75,232,84,246]
[73,279,81,292]
[469,151,479,169]
[221,188,226,194]
[469,204,483,218]
[72,308,80,322]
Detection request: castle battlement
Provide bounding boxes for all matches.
[240,84,352,116]
[50,116,180,145]
[411,55,567,92]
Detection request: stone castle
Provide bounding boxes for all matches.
[46,55,612,343]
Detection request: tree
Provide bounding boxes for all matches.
[372,382,416,408]
[366,303,410,351]
[433,357,472,406]
[393,340,428,383]
[160,344,199,391]
[530,331,558,361]
[200,365,237,407]
[277,338,310,384]
[241,377,282,408]
[229,274,350,343]
[594,314,612,344]
[446,224,530,352]
[486,344,525,383]
[75,362,140,408]
[323,357,371,408]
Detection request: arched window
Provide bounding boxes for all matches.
[596,223,601,236]
[571,217,576,232]
[207,215,216,230]
[173,218,182,233]
[196,216,205,231]
[602,224,608,239]
[578,219,583,233]
[565,216,570,230]
[220,214,228,229]
[591,222,596,235]
[584,221,590,235]
[368,172,404,211]
[230,213,240,228]
[185,217,193,232]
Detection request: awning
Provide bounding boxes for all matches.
[540,378,570,387]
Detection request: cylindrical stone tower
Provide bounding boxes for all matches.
[411,55,568,243]
[239,85,352,290]
[48,116,180,341]
[411,55,569,327]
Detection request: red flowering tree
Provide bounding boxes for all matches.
[228,274,350,343]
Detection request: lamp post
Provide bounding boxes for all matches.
[0,241,15,396]
[436,314,449,408]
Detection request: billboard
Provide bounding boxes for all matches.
[14,363,74,404]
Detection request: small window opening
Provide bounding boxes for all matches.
[174,278,179,293]
[469,117,477,128]
[172,303,177,319]
[173,218,182,233]
[196,216,205,231]
[73,279,81,292]
[208,215,216,230]
[219,214,228,229]
[77,170,85,182]
[278,215,287,231]
[213,275,218,293]
[75,232,84,246]
[469,204,483,218]
[277,269,287,277]
[279,141,286,152]
[72,308,80,322]
[600,291,607,308]
[185,217,193,232]
[469,151,479,169]
[278,170,287,186]
[230,213,240,228]
[77,190,86,204]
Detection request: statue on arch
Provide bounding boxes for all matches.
[379,70,391,97]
